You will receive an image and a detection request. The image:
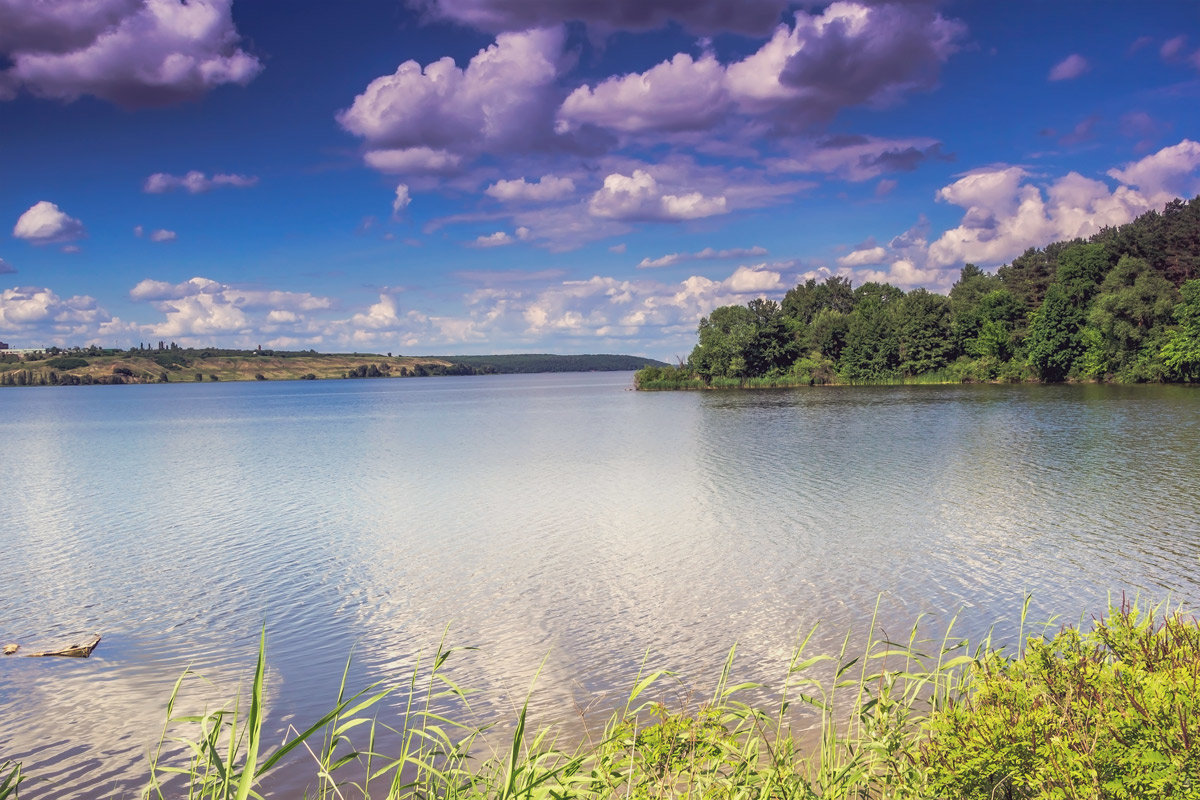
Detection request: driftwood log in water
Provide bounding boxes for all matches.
[24,634,101,658]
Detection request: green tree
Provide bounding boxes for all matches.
[948,264,1003,354]
[744,298,801,375]
[781,276,854,324]
[964,289,1026,361]
[1160,279,1200,381]
[896,289,952,375]
[1080,256,1177,380]
[840,287,901,381]
[1055,242,1112,306]
[689,304,756,380]
[1026,283,1085,381]
[807,308,849,362]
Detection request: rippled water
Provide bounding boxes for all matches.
[2,375,1199,797]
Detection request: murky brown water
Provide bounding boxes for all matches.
[2,375,1198,797]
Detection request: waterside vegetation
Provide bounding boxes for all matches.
[7,600,1198,799]
[637,197,1200,390]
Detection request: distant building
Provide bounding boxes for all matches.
[0,342,8,350]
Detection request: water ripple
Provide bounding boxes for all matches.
[1,379,1199,798]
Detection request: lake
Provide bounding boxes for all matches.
[2,374,1199,798]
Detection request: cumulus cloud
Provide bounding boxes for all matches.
[1106,138,1200,199]
[364,147,463,175]
[406,0,789,35]
[853,259,953,290]
[338,28,570,175]
[305,259,802,354]
[143,171,258,193]
[637,245,767,269]
[1048,53,1089,81]
[129,276,333,339]
[13,201,86,244]
[393,184,412,216]
[728,2,965,126]
[557,3,964,138]
[837,246,888,267]
[149,228,177,242]
[0,286,108,340]
[559,51,731,134]
[927,139,1200,267]
[473,231,516,247]
[471,226,532,247]
[485,174,576,202]
[1,0,261,108]
[589,169,728,221]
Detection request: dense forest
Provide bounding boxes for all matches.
[637,196,1200,389]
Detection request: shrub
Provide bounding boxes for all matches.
[921,600,1200,799]
[46,356,88,370]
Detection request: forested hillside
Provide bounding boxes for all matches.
[638,196,1200,389]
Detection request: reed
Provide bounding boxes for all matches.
[134,600,988,800]
[0,762,21,800]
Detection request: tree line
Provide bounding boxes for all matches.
[638,196,1200,388]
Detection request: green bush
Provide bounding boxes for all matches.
[922,602,1200,799]
[46,356,88,370]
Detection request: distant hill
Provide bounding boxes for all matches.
[438,354,668,374]
[0,347,667,387]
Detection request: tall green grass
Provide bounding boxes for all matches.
[134,600,993,800]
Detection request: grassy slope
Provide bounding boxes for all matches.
[0,352,665,385]
[0,354,456,384]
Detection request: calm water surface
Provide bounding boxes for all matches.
[2,374,1199,797]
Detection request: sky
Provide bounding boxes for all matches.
[2,0,1199,360]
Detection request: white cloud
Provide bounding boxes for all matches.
[1106,139,1200,201]
[0,286,108,340]
[3,0,261,108]
[149,228,177,242]
[13,201,86,244]
[854,260,954,291]
[338,28,568,175]
[485,174,576,203]
[349,294,403,331]
[589,170,728,221]
[637,245,767,269]
[837,246,887,267]
[143,170,258,193]
[557,3,964,136]
[724,265,784,293]
[927,139,1200,267]
[473,231,515,247]
[363,147,463,174]
[1048,53,1089,81]
[0,257,14,274]
[393,183,412,216]
[128,276,333,339]
[558,51,730,134]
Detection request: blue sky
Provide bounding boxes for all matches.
[2,0,1199,359]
